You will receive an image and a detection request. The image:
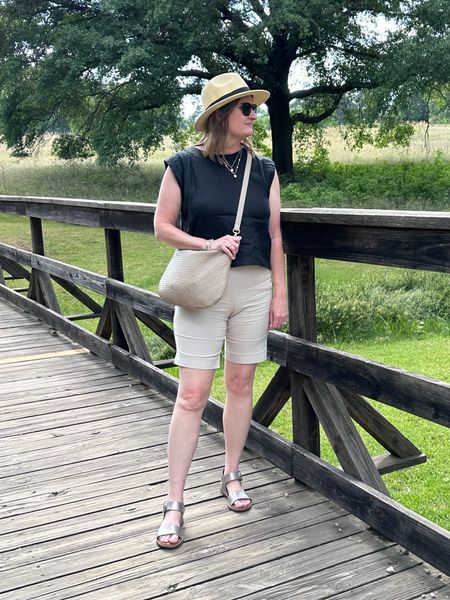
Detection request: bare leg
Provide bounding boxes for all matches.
[158,366,215,546]
[223,361,257,509]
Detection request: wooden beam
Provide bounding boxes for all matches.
[287,255,317,341]
[0,242,173,320]
[96,298,114,340]
[134,310,176,349]
[28,217,60,312]
[27,270,41,304]
[110,346,179,406]
[282,222,450,273]
[302,379,389,495]
[0,255,31,280]
[106,278,173,321]
[67,312,101,321]
[252,366,291,426]
[39,271,60,312]
[28,270,61,313]
[29,217,46,308]
[2,196,450,232]
[287,255,320,455]
[268,332,450,427]
[0,243,106,294]
[373,452,427,475]
[114,302,153,363]
[280,208,450,230]
[104,229,127,349]
[29,216,45,254]
[0,195,157,233]
[154,358,176,369]
[51,275,103,313]
[291,444,450,577]
[339,388,422,458]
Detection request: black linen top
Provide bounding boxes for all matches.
[164,147,275,269]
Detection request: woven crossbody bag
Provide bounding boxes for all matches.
[158,151,252,309]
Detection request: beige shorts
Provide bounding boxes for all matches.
[174,266,273,369]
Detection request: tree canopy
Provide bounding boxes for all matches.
[1,0,449,173]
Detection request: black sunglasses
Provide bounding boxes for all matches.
[239,102,258,116]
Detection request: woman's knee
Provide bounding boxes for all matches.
[225,367,255,398]
[176,384,210,412]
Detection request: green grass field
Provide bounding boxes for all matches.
[1,124,450,207]
[0,130,449,528]
[324,122,450,163]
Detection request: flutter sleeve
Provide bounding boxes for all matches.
[261,156,276,189]
[164,153,185,196]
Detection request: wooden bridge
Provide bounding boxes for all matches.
[0,196,449,599]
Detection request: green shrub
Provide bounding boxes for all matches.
[281,156,450,210]
[316,270,450,343]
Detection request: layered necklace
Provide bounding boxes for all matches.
[221,148,243,178]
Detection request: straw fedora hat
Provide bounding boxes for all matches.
[194,73,270,132]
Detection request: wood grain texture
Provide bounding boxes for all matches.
[281,207,450,229]
[0,195,157,232]
[287,255,320,454]
[268,332,450,427]
[0,255,31,279]
[0,297,449,598]
[292,444,450,577]
[372,452,427,475]
[282,222,450,272]
[302,379,390,494]
[114,302,152,362]
[2,196,449,230]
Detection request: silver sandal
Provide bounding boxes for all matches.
[220,470,252,512]
[156,500,185,549]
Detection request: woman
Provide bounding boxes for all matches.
[154,72,288,548]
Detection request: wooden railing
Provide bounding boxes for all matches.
[0,195,449,574]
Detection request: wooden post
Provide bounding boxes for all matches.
[28,217,44,303]
[28,217,60,312]
[30,217,45,255]
[104,229,128,349]
[287,255,320,455]
[102,229,154,362]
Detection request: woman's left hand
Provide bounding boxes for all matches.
[269,294,289,330]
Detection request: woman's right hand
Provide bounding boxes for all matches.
[211,235,241,260]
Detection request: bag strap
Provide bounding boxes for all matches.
[232,151,252,236]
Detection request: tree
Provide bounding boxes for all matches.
[0,0,449,173]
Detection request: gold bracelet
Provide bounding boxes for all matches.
[205,238,214,251]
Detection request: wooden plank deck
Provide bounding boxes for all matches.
[1,299,449,600]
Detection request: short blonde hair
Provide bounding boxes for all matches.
[198,100,254,161]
